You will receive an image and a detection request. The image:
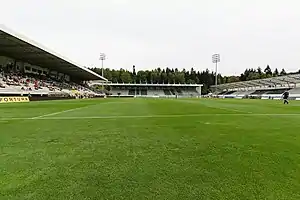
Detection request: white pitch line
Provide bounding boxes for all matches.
[1,113,300,121]
[206,105,245,113]
[34,113,300,119]
[178,99,247,113]
[30,101,130,119]
[31,106,88,119]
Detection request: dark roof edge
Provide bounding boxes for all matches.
[0,24,107,81]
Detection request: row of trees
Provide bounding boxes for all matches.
[239,66,287,81]
[90,65,297,94]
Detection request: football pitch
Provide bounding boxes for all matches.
[1,98,300,199]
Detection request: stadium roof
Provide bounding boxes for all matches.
[89,82,203,87]
[212,73,300,90]
[0,25,107,81]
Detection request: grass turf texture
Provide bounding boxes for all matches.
[1,98,300,200]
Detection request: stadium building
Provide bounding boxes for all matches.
[0,25,107,101]
[90,82,202,98]
[1,25,203,101]
[212,74,300,100]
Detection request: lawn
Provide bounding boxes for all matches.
[1,98,300,199]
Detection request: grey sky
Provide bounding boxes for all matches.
[1,0,300,76]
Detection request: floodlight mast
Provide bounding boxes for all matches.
[99,53,106,77]
[212,54,220,91]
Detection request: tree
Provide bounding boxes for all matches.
[247,72,260,80]
[168,73,175,84]
[280,68,287,76]
[119,70,132,83]
[175,72,185,83]
[132,65,136,76]
[103,68,112,81]
[136,71,147,83]
[190,67,197,81]
[132,65,137,83]
[225,76,240,83]
[161,70,168,83]
[146,70,152,83]
[257,67,262,75]
[151,70,160,83]
[264,65,272,76]
[273,68,279,77]
[111,70,119,83]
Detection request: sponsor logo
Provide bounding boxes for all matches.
[0,97,30,103]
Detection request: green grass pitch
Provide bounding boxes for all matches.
[1,98,300,199]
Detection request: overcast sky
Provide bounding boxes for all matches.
[1,0,300,75]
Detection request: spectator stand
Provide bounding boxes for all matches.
[0,25,107,100]
[211,74,300,99]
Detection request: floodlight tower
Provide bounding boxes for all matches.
[99,53,106,77]
[212,54,220,89]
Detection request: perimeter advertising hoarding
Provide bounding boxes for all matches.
[0,97,30,103]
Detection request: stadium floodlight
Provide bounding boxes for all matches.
[99,53,106,77]
[212,54,220,90]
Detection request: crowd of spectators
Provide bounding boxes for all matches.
[0,67,96,97]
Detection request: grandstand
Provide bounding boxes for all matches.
[0,25,107,100]
[89,82,203,98]
[212,73,300,100]
[1,25,203,101]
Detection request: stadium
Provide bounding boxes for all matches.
[213,74,300,100]
[2,25,300,200]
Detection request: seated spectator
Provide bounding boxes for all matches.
[0,69,95,96]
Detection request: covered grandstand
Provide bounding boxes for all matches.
[0,25,107,100]
[89,82,203,98]
[212,73,300,100]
